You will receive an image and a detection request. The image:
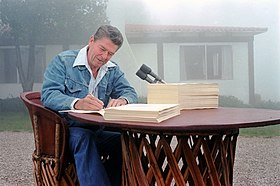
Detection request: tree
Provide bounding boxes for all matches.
[0,0,109,91]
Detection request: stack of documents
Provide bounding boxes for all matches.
[147,83,219,110]
[103,104,180,123]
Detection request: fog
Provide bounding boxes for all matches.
[108,0,280,102]
[0,0,279,103]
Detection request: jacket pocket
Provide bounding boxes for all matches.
[65,78,83,96]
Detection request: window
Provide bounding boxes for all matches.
[0,46,45,83]
[0,48,17,83]
[180,44,233,80]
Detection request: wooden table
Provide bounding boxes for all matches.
[69,107,280,186]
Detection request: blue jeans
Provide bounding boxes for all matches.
[69,127,122,186]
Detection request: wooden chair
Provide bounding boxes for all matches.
[20,91,79,186]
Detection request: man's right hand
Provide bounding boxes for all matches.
[74,94,104,110]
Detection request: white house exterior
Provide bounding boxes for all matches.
[122,24,267,104]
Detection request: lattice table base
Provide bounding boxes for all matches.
[121,130,238,186]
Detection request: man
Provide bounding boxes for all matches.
[41,25,138,186]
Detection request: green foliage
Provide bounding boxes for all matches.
[219,95,280,110]
[253,99,280,110]
[0,112,32,132]
[219,95,250,108]
[0,0,109,45]
[0,97,27,113]
[240,124,280,137]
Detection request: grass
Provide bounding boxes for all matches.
[0,112,279,137]
[240,124,280,137]
[0,112,32,132]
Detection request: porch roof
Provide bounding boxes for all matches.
[126,24,267,35]
[125,24,268,42]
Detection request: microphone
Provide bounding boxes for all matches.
[136,69,154,83]
[139,64,166,84]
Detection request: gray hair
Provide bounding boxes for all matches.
[94,25,123,48]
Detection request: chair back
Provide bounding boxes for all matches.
[21,91,67,160]
[20,91,78,185]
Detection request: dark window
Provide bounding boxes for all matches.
[180,45,233,80]
[0,48,17,83]
[0,46,46,83]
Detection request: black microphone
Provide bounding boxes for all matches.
[136,69,154,83]
[140,64,166,84]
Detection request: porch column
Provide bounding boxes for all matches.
[248,37,255,105]
[157,42,164,79]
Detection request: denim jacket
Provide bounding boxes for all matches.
[41,49,138,111]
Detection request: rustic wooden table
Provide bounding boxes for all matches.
[69,107,280,186]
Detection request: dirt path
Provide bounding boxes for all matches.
[0,132,279,186]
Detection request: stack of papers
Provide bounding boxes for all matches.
[147,83,219,110]
[104,104,180,123]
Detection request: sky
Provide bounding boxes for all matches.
[141,0,278,26]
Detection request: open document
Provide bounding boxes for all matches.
[59,104,180,123]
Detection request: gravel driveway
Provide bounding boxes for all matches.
[0,132,279,186]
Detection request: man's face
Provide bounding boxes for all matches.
[87,36,119,69]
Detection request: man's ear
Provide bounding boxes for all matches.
[88,36,94,45]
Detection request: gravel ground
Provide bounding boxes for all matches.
[0,132,279,186]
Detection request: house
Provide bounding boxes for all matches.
[0,23,267,104]
[124,24,267,104]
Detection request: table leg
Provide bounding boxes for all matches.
[121,130,239,186]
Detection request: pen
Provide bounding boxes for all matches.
[89,93,105,108]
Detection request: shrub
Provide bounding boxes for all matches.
[219,95,280,110]
[0,97,27,113]
[219,95,250,108]
[253,99,280,110]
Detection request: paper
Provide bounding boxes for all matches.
[58,104,180,123]
[59,109,105,116]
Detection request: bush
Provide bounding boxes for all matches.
[0,97,27,113]
[219,95,280,110]
[219,95,250,108]
[253,99,280,110]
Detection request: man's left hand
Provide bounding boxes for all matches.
[107,98,127,108]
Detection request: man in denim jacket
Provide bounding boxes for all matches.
[41,25,138,186]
